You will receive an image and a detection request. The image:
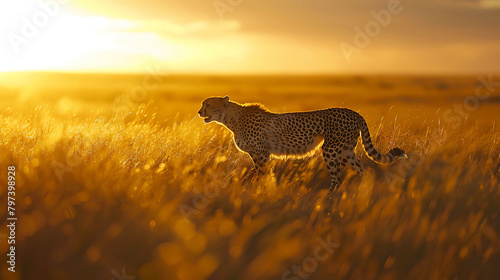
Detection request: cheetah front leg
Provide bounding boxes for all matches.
[241,151,271,184]
[249,150,271,177]
[235,133,272,182]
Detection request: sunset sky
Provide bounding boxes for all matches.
[0,0,499,74]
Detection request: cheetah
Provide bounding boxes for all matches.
[198,96,407,190]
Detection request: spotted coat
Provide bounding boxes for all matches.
[198,96,407,190]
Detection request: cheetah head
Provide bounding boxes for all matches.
[198,96,230,123]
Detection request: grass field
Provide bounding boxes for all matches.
[0,72,499,280]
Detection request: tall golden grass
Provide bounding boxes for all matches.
[0,74,499,280]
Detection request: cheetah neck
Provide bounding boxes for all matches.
[220,102,242,132]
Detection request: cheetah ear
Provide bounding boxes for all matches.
[224,95,229,102]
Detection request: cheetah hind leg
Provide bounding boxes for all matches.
[340,147,366,176]
[329,168,347,192]
[321,145,346,191]
[327,147,366,191]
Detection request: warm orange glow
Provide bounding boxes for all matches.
[0,3,194,72]
[0,0,499,74]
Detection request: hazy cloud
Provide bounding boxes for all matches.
[5,0,498,73]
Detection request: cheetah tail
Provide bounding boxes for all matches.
[359,119,407,164]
